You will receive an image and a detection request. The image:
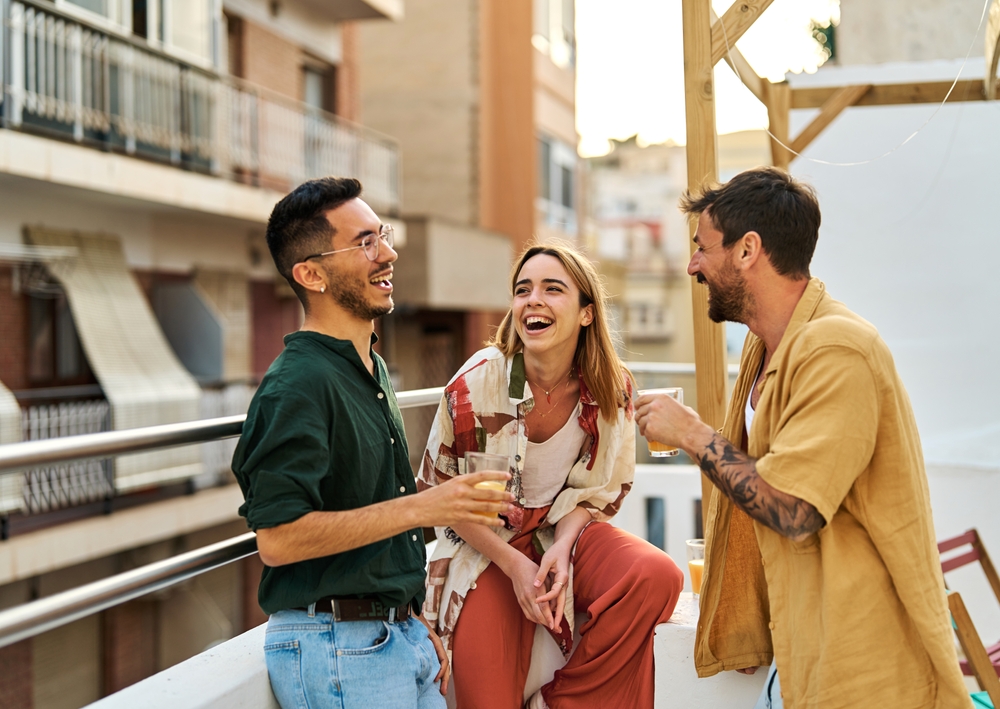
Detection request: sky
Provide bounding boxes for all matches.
[575,0,841,156]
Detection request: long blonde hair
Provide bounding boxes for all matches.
[490,242,631,421]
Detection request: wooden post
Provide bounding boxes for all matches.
[683,0,728,529]
[765,81,792,169]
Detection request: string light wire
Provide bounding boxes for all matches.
[717,0,993,167]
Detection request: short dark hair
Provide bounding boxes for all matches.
[265,177,364,303]
[680,167,820,278]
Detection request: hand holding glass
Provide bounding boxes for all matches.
[465,452,510,517]
[639,387,683,457]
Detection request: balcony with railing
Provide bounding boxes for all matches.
[0,0,401,214]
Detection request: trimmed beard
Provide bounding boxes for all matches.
[325,266,394,321]
[705,261,751,324]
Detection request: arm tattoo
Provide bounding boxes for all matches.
[695,433,825,541]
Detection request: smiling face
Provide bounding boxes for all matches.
[319,198,397,322]
[512,254,594,358]
[687,210,752,324]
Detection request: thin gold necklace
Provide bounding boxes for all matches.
[527,369,573,418]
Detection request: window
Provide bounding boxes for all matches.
[537,134,578,234]
[532,0,576,68]
[27,292,95,387]
[303,67,333,113]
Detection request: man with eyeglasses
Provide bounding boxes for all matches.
[232,177,514,709]
[635,168,970,709]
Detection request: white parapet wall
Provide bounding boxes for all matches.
[86,624,279,709]
[84,593,766,709]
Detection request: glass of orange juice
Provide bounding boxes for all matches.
[465,452,510,517]
[687,538,705,595]
[638,388,683,457]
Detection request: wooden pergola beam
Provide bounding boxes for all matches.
[789,84,872,156]
[711,0,775,67]
[683,0,728,523]
[792,79,986,109]
[710,7,766,104]
[986,0,1000,99]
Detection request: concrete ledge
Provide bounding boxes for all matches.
[86,624,278,709]
[86,593,765,709]
[0,130,282,223]
[655,593,767,708]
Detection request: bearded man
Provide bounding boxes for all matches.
[232,177,513,709]
[635,168,970,709]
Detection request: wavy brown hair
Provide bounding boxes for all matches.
[489,243,631,421]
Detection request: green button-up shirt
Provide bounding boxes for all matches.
[232,331,425,615]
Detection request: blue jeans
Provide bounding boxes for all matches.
[752,661,783,709]
[264,607,446,709]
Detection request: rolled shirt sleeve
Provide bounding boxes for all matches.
[754,344,879,524]
[235,393,332,531]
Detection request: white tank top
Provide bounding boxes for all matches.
[522,401,587,508]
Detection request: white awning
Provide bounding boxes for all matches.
[0,382,23,513]
[25,228,203,492]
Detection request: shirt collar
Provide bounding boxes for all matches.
[765,277,825,375]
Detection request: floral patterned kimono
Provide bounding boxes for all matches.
[417,346,635,662]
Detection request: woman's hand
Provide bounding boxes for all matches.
[507,554,555,628]
[533,535,571,630]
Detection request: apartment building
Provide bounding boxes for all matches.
[585,131,770,365]
[0,1,402,706]
[357,0,581,466]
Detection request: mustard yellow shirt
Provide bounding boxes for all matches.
[695,279,970,709]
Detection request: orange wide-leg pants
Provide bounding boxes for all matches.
[451,507,684,709]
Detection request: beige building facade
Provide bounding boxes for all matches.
[359,0,582,467]
[0,1,403,706]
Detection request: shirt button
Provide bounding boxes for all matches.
[518,497,526,505]
[411,534,418,541]
[768,621,776,630]
[390,438,395,444]
[515,455,521,462]
[377,392,385,399]
[470,582,477,590]
[399,486,406,493]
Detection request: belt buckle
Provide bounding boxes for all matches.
[332,599,343,622]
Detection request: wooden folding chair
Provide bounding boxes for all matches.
[938,529,1000,707]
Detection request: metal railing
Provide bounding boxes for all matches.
[0,367,727,650]
[0,0,401,213]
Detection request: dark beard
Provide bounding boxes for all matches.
[327,274,394,321]
[704,266,750,324]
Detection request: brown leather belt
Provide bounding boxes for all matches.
[294,597,412,623]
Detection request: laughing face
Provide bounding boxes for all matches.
[512,254,594,358]
[687,210,752,324]
[320,199,397,321]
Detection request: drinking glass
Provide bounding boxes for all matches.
[639,387,683,457]
[465,452,510,517]
[687,539,706,595]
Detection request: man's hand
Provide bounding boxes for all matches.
[413,472,514,529]
[416,614,451,695]
[636,393,825,543]
[634,391,709,453]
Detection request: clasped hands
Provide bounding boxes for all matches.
[508,535,572,631]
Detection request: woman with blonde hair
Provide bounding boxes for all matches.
[419,243,683,708]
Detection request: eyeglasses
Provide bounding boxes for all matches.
[303,224,394,263]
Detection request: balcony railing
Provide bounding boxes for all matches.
[0,0,401,214]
